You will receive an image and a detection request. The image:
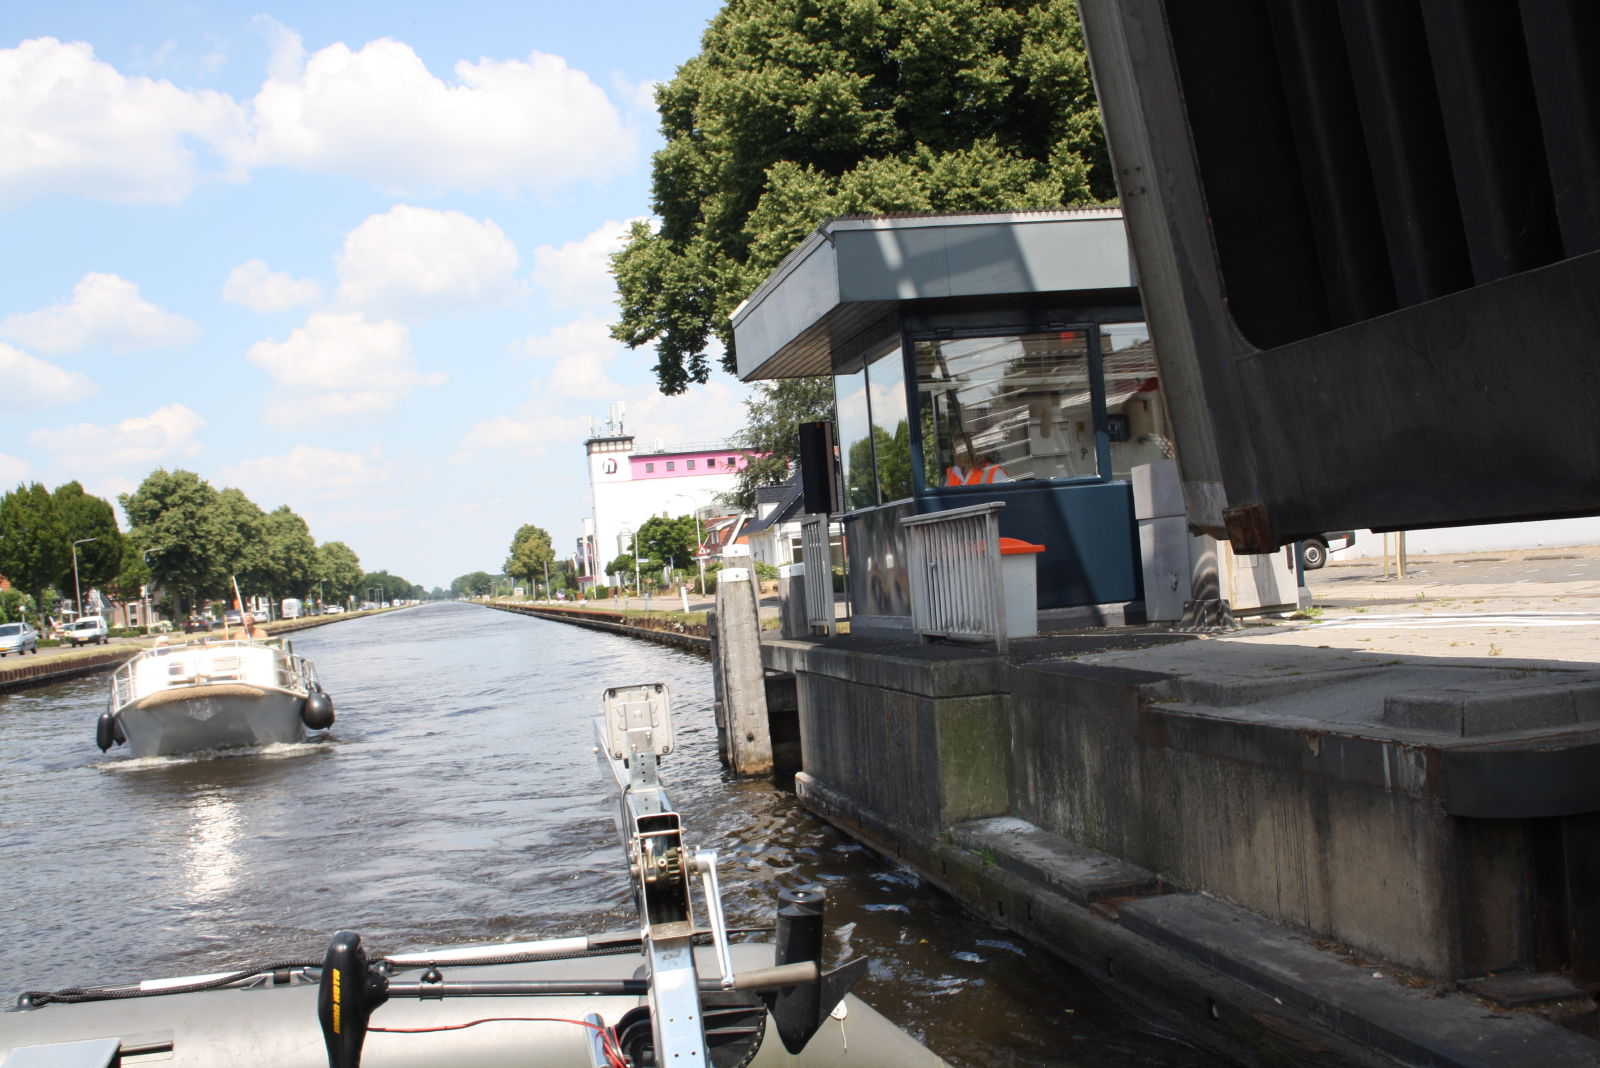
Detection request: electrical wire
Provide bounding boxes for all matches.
[368,1017,627,1068]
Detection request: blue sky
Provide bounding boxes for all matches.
[0,0,746,589]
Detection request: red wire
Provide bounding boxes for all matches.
[368,1017,627,1067]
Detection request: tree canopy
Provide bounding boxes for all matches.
[0,483,69,616]
[53,481,124,597]
[635,515,700,570]
[504,524,555,586]
[611,0,1111,394]
[318,541,364,603]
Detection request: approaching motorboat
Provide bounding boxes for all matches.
[96,638,336,758]
[11,683,945,1068]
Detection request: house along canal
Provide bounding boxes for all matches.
[0,601,1227,1067]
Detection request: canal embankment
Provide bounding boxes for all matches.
[756,593,1600,1064]
[487,601,711,653]
[0,605,419,694]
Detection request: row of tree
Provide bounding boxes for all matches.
[0,468,387,624]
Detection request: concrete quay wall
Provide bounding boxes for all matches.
[763,632,1600,996]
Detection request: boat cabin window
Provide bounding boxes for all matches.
[917,330,1099,484]
[834,336,912,509]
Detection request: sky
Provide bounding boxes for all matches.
[0,0,748,590]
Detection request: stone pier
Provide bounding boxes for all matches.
[763,622,1600,1064]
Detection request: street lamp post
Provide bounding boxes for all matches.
[672,494,705,598]
[71,537,99,623]
[140,546,167,634]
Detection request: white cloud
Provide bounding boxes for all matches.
[336,205,518,319]
[246,312,443,426]
[0,30,632,211]
[0,453,31,483]
[28,403,205,471]
[512,311,626,399]
[531,217,647,310]
[223,259,322,312]
[451,411,589,463]
[0,342,97,412]
[249,31,634,193]
[219,444,394,500]
[0,273,200,353]
[0,37,250,207]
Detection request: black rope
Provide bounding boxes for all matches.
[21,960,321,1007]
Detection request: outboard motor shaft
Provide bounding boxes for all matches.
[318,930,389,1068]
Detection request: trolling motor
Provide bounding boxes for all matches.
[314,682,866,1068]
[316,931,390,1068]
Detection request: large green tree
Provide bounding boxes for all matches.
[120,469,236,619]
[635,515,700,570]
[258,506,318,600]
[611,0,1111,393]
[725,377,837,511]
[504,524,555,587]
[318,541,364,603]
[0,483,67,619]
[52,482,124,603]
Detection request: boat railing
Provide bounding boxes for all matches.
[111,640,318,710]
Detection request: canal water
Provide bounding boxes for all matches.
[0,602,1227,1067]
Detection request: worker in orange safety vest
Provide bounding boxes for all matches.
[944,434,1009,486]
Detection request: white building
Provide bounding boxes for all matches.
[584,429,755,583]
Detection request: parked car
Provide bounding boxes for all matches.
[282,598,303,620]
[65,615,110,646]
[184,616,214,634]
[324,605,345,615]
[1299,531,1356,570]
[223,609,244,626]
[0,622,39,656]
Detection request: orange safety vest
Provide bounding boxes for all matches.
[945,464,1006,486]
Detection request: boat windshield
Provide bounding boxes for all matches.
[0,624,20,635]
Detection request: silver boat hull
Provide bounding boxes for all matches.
[0,944,946,1068]
[117,687,308,758]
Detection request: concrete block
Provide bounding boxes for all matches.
[1385,685,1582,736]
[1132,458,1184,520]
[1572,681,1600,723]
[1138,516,1191,621]
[950,816,1159,904]
[1118,893,1600,1067]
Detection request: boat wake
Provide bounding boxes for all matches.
[98,739,337,770]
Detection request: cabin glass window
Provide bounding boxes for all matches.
[1101,322,1172,480]
[834,365,877,510]
[866,340,913,503]
[916,330,1098,485]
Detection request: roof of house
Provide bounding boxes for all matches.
[741,477,805,537]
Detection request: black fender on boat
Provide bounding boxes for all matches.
[96,712,116,752]
[302,692,335,730]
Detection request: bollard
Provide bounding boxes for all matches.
[777,563,809,640]
[706,609,730,768]
[714,567,772,777]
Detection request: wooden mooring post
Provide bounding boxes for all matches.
[712,566,772,777]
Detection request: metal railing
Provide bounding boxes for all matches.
[800,514,837,636]
[901,501,1008,652]
[110,639,319,711]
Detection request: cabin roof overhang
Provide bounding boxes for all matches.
[730,208,1137,381]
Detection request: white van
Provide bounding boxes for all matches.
[282,598,303,620]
